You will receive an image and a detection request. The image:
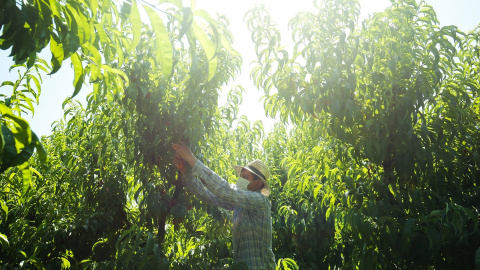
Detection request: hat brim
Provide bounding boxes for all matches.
[234,165,270,195]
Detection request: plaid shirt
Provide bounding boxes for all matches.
[182,160,276,270]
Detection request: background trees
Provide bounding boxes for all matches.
[0,0,228,174]
[1,0,480,269]
[248,0,480,268]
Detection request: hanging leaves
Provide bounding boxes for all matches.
[192,21,217,81]
[144,5,173,78]
[49,33,64,74]
[70,52,84,98]
[0,104,45,173]
[126,0,142,52]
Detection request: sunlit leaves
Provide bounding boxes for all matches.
[70,52,84,98]
[1,0,241,174]
[0,104,45,177]
[0,233,8,250]
[194,9,223,79]
[83,43,102,80]
[64,4,84,51]
[277,257,299,270]
[248,0,480,268]
[48,0,61,18]
[144,5,173,78]
[192,21,217,81]
[126,0,142,52]
[49,34,64,74]
[2,1,246,268]
[0,59,50,174]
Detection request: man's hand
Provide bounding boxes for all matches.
[171,141,197,168]
[172,154,187,175]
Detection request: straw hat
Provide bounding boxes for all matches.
[234,160,270,196]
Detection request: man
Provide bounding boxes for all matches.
[172,141,276,269]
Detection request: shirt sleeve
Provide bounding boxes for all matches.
[181,169,235,211]
[190,160,269,212]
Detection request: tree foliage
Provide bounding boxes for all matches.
[0,0,234,174]
[1,0,480,269]
[247,0,480,268]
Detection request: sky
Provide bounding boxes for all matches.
[1,0,479,138]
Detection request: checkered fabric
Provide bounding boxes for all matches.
[181,160,276,270]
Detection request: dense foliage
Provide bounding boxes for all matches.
[0,0,227,176]
[248,0,480,268]
[1,0,480,269]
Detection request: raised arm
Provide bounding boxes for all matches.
[190,160,270,212]
[181,170,235,210]
[172,141,234,210]
[172,141,269,212]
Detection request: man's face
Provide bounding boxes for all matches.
[240,169,255,181]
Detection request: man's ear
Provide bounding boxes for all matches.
[248,180,264,191]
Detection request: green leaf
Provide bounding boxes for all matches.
[79,7,93,44]
[192,21,217,81]
[19,162,31,195]
[70,52,84,98]
[32,131,47,164]
[128,0,142,51]
[61,256,71,269]
[0,124,18,173]
[84,43,102,79]
[90,0,98,19]
[278,258,299,270]
[1,81,15,87]
[94,22,109,44]
[0,108,36,174]
[428,44,440,67]
[221,35,240,57]
[1,107,30,147]
[179,7,194,38]
[48,0,61,18]
[27,74,42,103]
[102,65,129,83]
[144,5,173,78]
[313,183,323,199]
[0,233,8,249]
[65,4,86,45]
[22,95,35,115]
[26,51,36,69]
[115,37,124,67]
[1,131,37,172]
[3,97,11,109]
[0,200,8,217]
[194,9,221,53]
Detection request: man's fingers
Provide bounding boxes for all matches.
[172,141,195,168]
[172,154,185,170]
[172,143,181,151]
[172,140,186,151]
[175,160,185,170]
